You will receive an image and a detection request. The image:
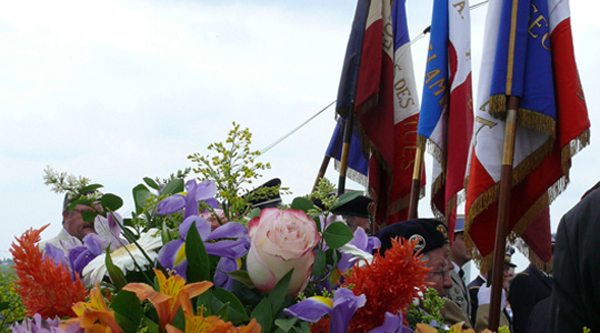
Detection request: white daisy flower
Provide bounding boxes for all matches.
[82,228,162,284]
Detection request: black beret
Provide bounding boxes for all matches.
[331,195,374,218]
[375,218,449,256]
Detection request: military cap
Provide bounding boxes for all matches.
[331,194,374,218]
[375,218,449,256]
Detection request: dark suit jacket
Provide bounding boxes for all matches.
[550,188,600,332]
[508,264,552,333]
[468,275,486,324]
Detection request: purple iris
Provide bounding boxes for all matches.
[156,180,218,218]
[368,312,414,333]
[337,228,381,273]
[284,288,366,333]
[157,216,249,285]
[68,213,128,281]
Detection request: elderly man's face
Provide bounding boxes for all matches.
[424,244,453,297]
[62,204,98,241]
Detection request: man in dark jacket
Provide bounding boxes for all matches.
[508,262,552,333]
[550,182,600,332]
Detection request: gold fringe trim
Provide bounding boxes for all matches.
[561,129,590,175]
[518,108,555,136]
[488,94,557,137]
[489,95,508,120]
[510,136,554,187]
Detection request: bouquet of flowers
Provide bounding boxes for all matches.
[8,125,481,333]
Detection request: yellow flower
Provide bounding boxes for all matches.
[165,308,261,333]
[123,269,213,329]
[63,283,123,333]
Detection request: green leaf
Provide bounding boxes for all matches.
[143,177,160,190]
[227,270,255,288]
[80,183,104,193]
[268,269,293,317]
[329,191,362,211]
[162,178,184,195]
[213,288,250,325]
[185,221,210,282]
[0,302,9,311]
[214,303,229,322]
[248,207,261,220]
[250,298,272,333]
[323,222,353,249]
[112,290,142,333]
[101,193,123,212]
[290,197,314,213]
[105,246,128,290]
[132,184,151,216]
[143,316,160,333]
[161,221,172,244]
[311,250,327,277]
[313,216,322,233]
[81,210,97,223]
[274,317,298,332]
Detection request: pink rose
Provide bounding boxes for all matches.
[246,208,321,295]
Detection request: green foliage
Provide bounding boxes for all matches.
[0,268,25,332]
[406,288,445,331]
[188,122,273,221]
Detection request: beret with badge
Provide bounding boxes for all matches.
[375,218,449,256]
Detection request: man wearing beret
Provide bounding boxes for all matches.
[376,218,472,329]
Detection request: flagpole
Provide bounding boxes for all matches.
[312,155,331,193]
[488,95,519,332]
[408,145,424,219]
[338,112,354,196]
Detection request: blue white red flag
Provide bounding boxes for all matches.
[325,117,369,186]
[335,0,422,227]
[417,0,474,240]
[465,0,590,267]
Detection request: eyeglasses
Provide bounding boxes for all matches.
[430,269,449,278]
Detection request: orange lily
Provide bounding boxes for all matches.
[63,283,123,333]
[165,308,261,333]
[123,269,213,329]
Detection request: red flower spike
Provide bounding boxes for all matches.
[342,237,431,332]
[10,224,88,318]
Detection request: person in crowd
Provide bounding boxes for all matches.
[469,249,516,327]
[376,218,472,329]
[38,193,100,249]
[549,181,600,332]
[447,216,472,325]
[331,194,374,234]
[508,251,552,333]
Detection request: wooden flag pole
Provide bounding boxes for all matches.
[488,96,520,332]
[338,113,354,196]
[408,145,424,219]
[312,155,331,193]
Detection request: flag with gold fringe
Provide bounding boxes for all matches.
[417,0,473,240]
[465,0,590,270]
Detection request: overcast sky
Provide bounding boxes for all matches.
[1,0,598,273]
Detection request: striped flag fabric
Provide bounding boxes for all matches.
[417,0,474,240]
[325,117,369,187]
[335,0,422,227]
[465,0,590,267]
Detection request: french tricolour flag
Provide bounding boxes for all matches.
[465,0,589,267]
[417,0,473,240]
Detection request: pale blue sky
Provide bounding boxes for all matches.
[1,0,598,276]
